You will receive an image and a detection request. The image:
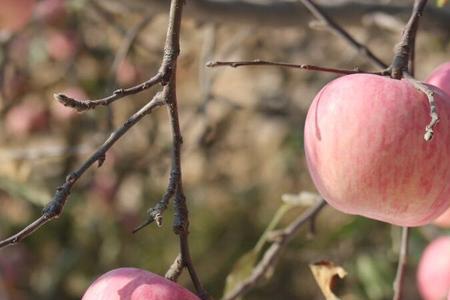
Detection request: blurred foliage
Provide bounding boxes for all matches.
[1,0,450,300]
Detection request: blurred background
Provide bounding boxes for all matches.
[0,0,449,299]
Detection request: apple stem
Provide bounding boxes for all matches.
[393,227,410,300]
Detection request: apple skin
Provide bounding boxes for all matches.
[417,236,450,300]
[304,73,450,226]
[82,268,200,300]
[426,62,450,96]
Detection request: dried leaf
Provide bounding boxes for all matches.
[310,260,347,300]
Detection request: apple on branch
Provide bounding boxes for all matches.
[82,268,200,300]
[304,73,450,226]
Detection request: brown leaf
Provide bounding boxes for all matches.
[309,260,347,300]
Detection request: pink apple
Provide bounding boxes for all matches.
[35,0,66,25]
[116,58,139,86]
[5,99,49,137]
[46,30,78,61]
[304,73,450,226]
[417,236,450,300]
[433,207,450,228]
[82,268,200,300]
[0,0,35,33]
[426,62,450,96]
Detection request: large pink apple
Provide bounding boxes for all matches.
[417,236,450,300]
[426,62,450,96]
[82,268,200,300]
[304,73,450,226]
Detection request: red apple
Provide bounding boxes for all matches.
[304,74,450,226]
[427,62,450,96]
[417,236,450,300]
[0,0,35,33]
[82,268,200,300]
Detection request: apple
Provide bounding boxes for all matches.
[304,73,450,226]
[35,0,66,25]
[46,30,78,61]
[417,236,450,300]
[116,58,139,86]
[426,62,450,96]
[0,0,35,33]
[5,98,49,137]
[82,268,200,300]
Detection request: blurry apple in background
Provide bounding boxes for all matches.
[50,87,86,121]
[426,62,450,96]
[0,0,35,34]
[304,73,450,226]
[116,58,139,86]
[417,236,450,300]
[82,268,200,300]
[5,97,49,137]
[46,30,78,61]
[35,0,66,25]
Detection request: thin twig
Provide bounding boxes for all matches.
[207,59,384,75]
[298,0,388,69]
[0,94,164,249]
[222,199,327,300]
[54,72,164,111]
[110,15,152,78]
[393,227,409,300]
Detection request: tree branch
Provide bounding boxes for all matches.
[222,199,327,300]
[0,94,164,248]
[207,59,385,75]
[390,0,428,79]
[54,72,164,112]
[298,0,387,69]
